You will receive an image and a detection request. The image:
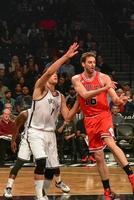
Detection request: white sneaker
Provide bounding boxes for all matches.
[3,187,12,198]
[55,181,70,193]
[37,196,49,200]
[60,194,71,200]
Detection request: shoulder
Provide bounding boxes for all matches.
[71,74,80,83]
[99,72,112,84]
[99,72,110,79]
[18,110,28,119]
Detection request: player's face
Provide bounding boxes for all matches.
[48,73,58,85]
[82,56,96,74]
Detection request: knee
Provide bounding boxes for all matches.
[94,151,104,164]
[10,158,25,177]
[104,137,116,150]
[54,167,60,176]
[44,168,55,180]
[34,158,46,175]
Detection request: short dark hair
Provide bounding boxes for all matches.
[80,52,96,64]
[5,90,11,94]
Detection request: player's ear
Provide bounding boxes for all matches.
[81,62,85,68]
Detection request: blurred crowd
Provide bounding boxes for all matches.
[0,0,134,166]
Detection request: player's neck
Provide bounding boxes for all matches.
[83,70,96,79]
[47,83,55,92]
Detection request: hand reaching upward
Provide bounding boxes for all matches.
[65,42,79,59]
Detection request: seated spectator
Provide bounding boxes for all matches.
[66,85,77,107]
[121,82,131,93]
[3,103,16,119]
[75,118,90,163]
[56,75,68,96]
[9,55,22,73]
[111,105,125,127]
[0,65,9,86]
[96,55,115,79]
[24,56,39,91]
[1,90,16,113]
[63,119,77,163]
[59,59,75,79]
[0,79,9,99]
[125,92,134,112]
[0,109,15,165]
[109,88,125,113]
[12,84,22,99]
[16,86,32,113]
[12,26,28,46]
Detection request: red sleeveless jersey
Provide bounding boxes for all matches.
[78,72,110,117]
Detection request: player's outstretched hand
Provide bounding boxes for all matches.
[119,93,128,105]
[65,42,79,59]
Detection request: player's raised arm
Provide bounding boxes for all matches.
[35,43,79,90]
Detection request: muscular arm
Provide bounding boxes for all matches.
[72,75,110,99]
[33,43,79,99]
[12,111,28,143]
[101,74,127,105]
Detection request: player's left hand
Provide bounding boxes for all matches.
[65,42,79,59]
[118,93,128,105]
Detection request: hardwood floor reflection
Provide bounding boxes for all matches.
[0,166,134,196]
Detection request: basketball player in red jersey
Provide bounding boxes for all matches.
[71,52,134,200]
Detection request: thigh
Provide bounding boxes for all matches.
[18,138,31,161]
[45,132,59,168]
[84,117,106,152]
[28,130,47,159]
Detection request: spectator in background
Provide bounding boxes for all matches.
[1,90,16,113]
[96,55,115,79]
[111,105,125,127]
[56,75,68,96]
[12,27,28,47]
[0,20,12,46]
[0,109,15,165]
[125,92,134,112]
[17,76,26,89]
[124,13,134,57]
[121,82,131,93]
[24,56,39,91]
[66,85,76,107]
[3,103,16,120]
[0,79,9,99]
[16,86,32,113]
[0,65,9,86]
[9,69,24,92]
[9,55,22,73]
[75,118,91,163]
[59,59,75,79]
[110,88,125,113]
[12,84,22,100]
[63,108,77,163]
[27,23,40,55]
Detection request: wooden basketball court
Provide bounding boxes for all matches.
[0,166,134,196]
